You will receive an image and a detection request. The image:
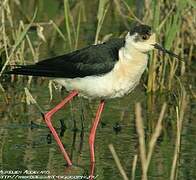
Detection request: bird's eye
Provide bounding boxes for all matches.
[142,35,149,40]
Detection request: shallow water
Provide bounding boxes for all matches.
[0,80,196,180]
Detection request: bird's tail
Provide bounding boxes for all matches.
[5,65,62,77]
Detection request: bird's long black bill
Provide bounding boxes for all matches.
[153,43,181,60]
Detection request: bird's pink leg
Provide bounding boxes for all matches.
[89,100,105,179]
[44,90,78,166]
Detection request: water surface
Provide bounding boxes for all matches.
[0,80,195,180]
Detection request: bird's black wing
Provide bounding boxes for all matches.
[7,38,125,78]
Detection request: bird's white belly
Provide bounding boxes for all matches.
[54,56,147,99]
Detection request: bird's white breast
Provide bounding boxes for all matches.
[55,47,148,99]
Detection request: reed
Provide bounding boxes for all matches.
[63,0,73,50]
[50,20,66,43]
[135,102,167,180]
[131,154,138,180]
[24,87,44,114]
[135,103,147,179]
[145,0,194,92]
[0,83,8,103]
[63,0,84,50]
[0,2,37,77]
[170,85,187,180]
[109,144,129,180]
[94,0,109,44]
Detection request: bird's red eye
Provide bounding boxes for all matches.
[142,35,149,40]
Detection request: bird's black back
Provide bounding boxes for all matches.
[7,38,125,78]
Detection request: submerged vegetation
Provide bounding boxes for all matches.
[0,0,195,179]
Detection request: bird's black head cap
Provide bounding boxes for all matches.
[130,24,152,36]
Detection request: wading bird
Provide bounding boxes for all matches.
[7,24,180,178]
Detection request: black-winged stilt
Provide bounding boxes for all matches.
[6,24,180,177]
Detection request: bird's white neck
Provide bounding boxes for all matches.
[120,43,148,64]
